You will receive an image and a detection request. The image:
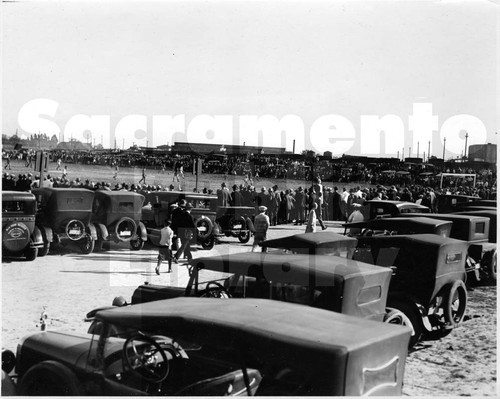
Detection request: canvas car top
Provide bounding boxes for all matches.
[32,187,94,209]
[356,233,467,247]
[95,297,410,352]
[145,190,217,205]
[191,252,391,284]
[2,191,37,202]
[260,231,357,252]
[344,216,453,231]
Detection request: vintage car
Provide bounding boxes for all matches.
[359,200,430,220]
[2,191,44,261]
[91,191,147,251]
[454,209,497,243]
[32,188,97,254]
[132,252,393,323]
[215,206,255,244]
[353,234,469,346]
[403,213,496,281]
[142,191,219,249]
[142,191,254,249]
[454,199,496,210]
[436,194,479,213]
[2,297,410,396]
[343,217,453,238]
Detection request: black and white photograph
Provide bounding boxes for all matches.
[1,0,497,396]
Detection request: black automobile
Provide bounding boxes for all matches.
[32,188,97,254]
[2,191,44,261]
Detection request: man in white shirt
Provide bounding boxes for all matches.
[156,219,174,275]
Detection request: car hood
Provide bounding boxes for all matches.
[17,331,92,375]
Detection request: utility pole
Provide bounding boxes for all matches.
[442,138,446,161]
[464,131,468,159]
[417,142,419,158]
[428,140,431,160]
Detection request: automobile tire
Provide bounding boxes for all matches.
[386,301,422,348]
[24,245,38,262]
[115,217,137,242]
[65,219,86,241]
[38,239,50,257]
[238,230,251,243]
[2,221,31,253]
[80,235,95,254]
[130,236,144,251]
[443,280,467,329]
[18,360,82,396]
[465,256,481,286]
[94,236,104,252]
[195,216,213,241]
[201,236,215,250]
[482,250,497,282]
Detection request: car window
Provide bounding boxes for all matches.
[118,202,134,212]
[3,200,26,213]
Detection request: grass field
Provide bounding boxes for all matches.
[4,159,367,192]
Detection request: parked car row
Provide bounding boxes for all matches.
[2,188,256,261]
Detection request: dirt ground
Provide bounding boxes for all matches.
[2,220,497,396]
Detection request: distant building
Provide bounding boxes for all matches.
[468,143,497,164]
[171,142,287,156]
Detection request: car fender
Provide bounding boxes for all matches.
[94,223,109,241]
[86,223,98,240]
[1,370,16,396]
[138,221,147,241]
[387,292,422,317]
[37,224,53,243]
[31,226,44,247]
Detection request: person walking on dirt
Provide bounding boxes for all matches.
[138,167,146,184]
[173,202,196,262]
[252,206,270,252]
[156,219,174,275]
[113,162,119,180]
[4,154,11,170]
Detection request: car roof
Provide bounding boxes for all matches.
[357,233,466,247]
[95,297,406,352]
[344,217,452,229]
[454,209,496,217]
[260,231,357,250]
[404,213,488,222]
[94,191,145,201]
[2,191,36,201]
[192,252,390,282]
[365,200,429,209]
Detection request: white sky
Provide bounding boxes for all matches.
[1,0,498,156]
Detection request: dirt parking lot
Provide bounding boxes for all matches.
[2,223,497,396]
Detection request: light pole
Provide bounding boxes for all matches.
[428,140,431,161]
[442,138,446,161]
[417,142,419,158]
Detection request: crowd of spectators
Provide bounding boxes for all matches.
[3,163,495,224]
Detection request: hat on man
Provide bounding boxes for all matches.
[258,206,267,212]
[179,199,187,207]
[186,202,194,210]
